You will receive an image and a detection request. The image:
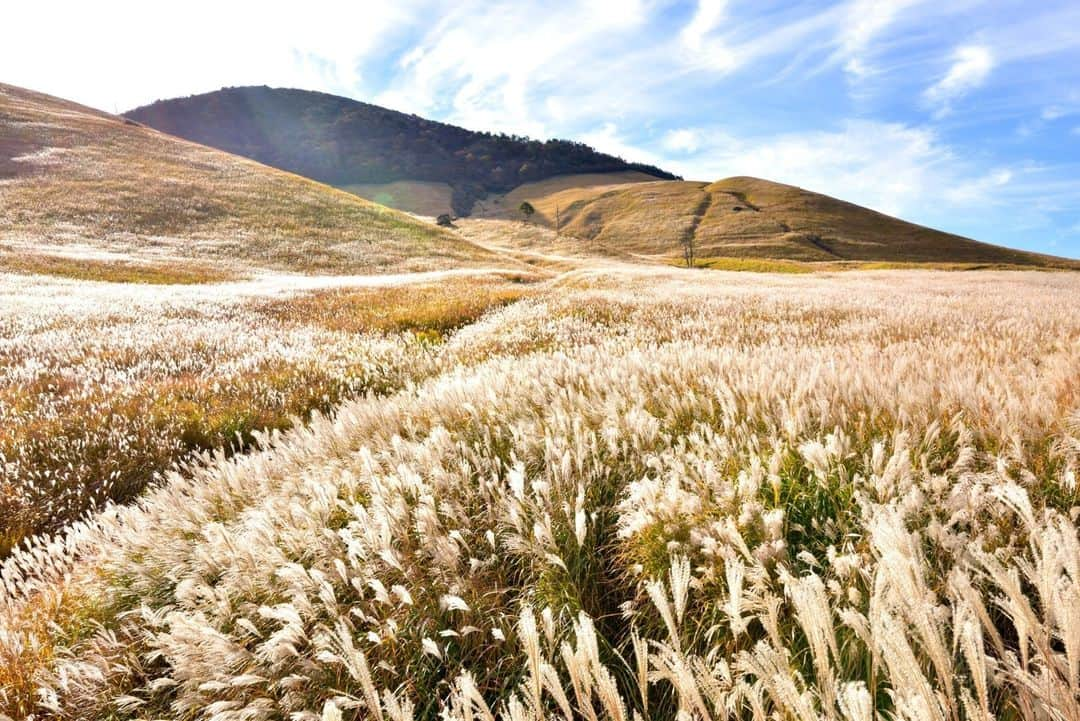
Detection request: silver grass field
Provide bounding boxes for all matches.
[2,267,1080,721]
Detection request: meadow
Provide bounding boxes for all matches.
[2,266,1079,721]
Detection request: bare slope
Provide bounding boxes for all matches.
[0,83,500,274]
[512,175,1079,267]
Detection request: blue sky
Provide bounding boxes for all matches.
[4,0,1080,257]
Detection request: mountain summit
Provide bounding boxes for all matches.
[125,86,677,215]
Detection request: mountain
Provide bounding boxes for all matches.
[124,86,678,215]
[0,83,500,274]
[493,175,1080,268]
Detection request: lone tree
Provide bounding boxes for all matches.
[519,201,535,223]
[680,232,696,268]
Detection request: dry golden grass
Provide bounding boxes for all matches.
[0,83,504,274]
[339,180,455,217]
[255,276,534,339]
[683,255,814,273]
[0,587,69,719]
[844,259,1047,271]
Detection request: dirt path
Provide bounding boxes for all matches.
[449,217,668,274]
[682,189,714,252]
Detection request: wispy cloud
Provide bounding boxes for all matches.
[679,0,739,72]
[923,45,995,117]
[835,0,927,80]
[1039,91,1080,122]
[943,168,1012,204]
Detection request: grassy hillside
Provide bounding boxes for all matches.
[0,83,499,274]
[124,86,677,215]
[514,175,1080,267]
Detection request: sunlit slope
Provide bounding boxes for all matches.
[0,83,499,273]
[516,175,1079,267]
[339,180,455,217]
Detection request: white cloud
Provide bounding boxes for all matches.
[923,45,994,115]
[984,3,1080,64]
[662,129,702,154]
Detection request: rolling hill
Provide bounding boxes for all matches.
[0,83,500,274]
[497,175,1080,268]
[123,86,677,215]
